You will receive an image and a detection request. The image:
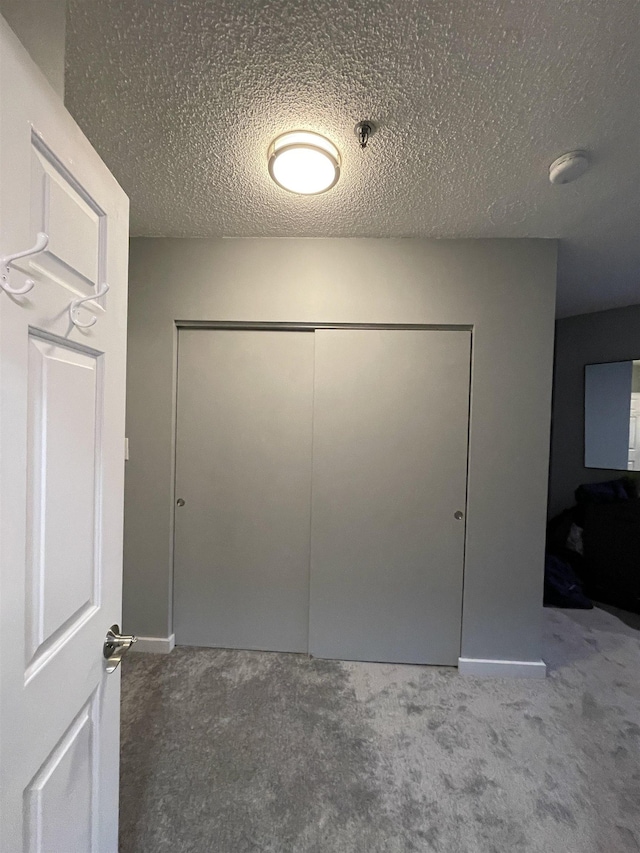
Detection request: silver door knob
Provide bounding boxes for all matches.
[176,498,185,507]
[103,624,137,673]
[454,510,464,520]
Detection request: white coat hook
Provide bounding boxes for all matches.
[70,282,109,329]
[0,232,49,295]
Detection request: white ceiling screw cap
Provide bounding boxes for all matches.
[549,150,589,185]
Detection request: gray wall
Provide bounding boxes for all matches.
[549,304,640,517]
[124,237,557,664]
[0,1,66,97]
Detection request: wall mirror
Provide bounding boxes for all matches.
[584,359,640,470]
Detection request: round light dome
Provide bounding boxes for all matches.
[268,131,341,195]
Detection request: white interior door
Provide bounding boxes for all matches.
[309,329,471,664]
[0,19,129,853]
[174,329,315,652]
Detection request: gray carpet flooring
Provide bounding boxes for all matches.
[119,606,640,853]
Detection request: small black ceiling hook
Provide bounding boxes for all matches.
[355,121,375,149]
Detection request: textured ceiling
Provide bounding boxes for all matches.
[65,0,640,317]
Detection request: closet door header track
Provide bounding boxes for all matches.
[176,321,473,332]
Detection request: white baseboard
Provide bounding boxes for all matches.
[131,634,175,654]
[458,657,547,679]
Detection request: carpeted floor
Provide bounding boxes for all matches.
[119,606,640,853]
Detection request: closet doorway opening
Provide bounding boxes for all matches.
[173,324,472,665]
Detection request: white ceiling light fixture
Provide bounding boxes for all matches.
[268,131,341,195]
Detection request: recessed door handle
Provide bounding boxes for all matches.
[176,498,185,507]
[454,510,464,520]
[103,624,137,673]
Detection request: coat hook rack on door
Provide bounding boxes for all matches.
[0,231,49,295]
[69,282,110,329]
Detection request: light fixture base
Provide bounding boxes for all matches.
[268,131,341,195]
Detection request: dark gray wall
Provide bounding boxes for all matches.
[548,304,640,517]
[124,237,556,666]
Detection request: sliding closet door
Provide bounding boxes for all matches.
[174,330,314,652]
[309,329,471,665]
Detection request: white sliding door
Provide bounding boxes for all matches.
[174,327,470,665]
[309,329,471,664]
[174,329,315,652]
